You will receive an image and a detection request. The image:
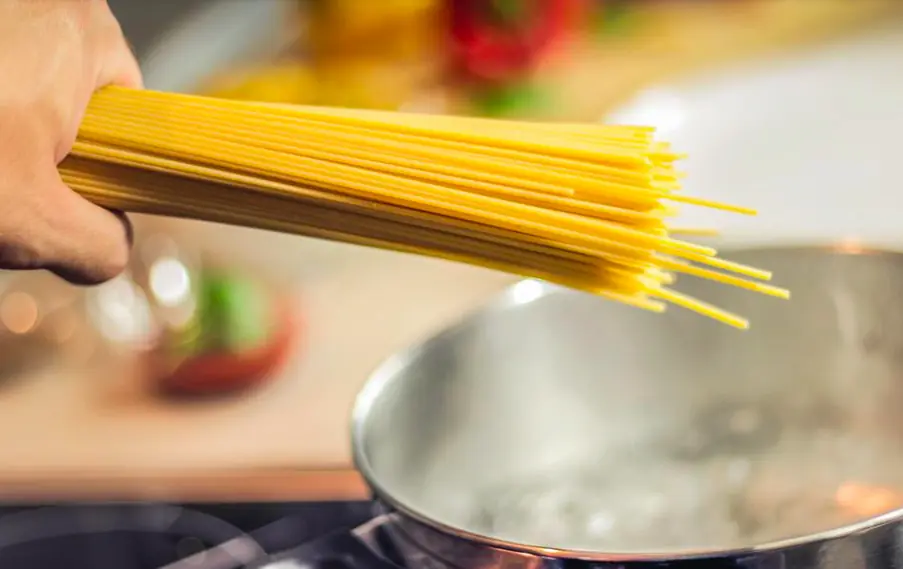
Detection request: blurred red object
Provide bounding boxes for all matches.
[151,296,301,397]
[448,0,587,83]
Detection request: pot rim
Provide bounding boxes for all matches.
[350,240,903,561]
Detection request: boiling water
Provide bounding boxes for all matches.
[464,430,903,551]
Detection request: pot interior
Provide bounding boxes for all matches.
[353,246,903,554]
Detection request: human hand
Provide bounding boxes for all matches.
[0,0,142,284]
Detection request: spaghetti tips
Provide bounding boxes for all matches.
[61,86,788,328]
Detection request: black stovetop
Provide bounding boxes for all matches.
[0,501,377,569]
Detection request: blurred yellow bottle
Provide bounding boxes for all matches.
[309,0,439,59]
[307,0,442,108]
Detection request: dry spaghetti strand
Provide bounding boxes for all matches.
[60,86,789,329]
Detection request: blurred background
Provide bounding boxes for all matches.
[0,0,900,503]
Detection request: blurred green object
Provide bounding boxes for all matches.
[471,81,551,117]
[593,0,634,37]
[199,272,270,353]
[487,0,532,26]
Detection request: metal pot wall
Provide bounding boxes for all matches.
[349,245,903,569]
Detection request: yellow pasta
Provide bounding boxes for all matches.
[59,86,789,329]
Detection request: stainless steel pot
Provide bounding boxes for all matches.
[351,245,903,569]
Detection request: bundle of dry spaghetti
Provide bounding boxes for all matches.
[59,86,788,329]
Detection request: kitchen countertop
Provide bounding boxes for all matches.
[0,248,513,499]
